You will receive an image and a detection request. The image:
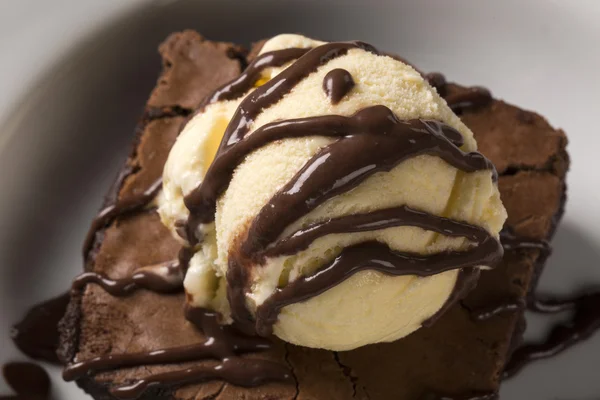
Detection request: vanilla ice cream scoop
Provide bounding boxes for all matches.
[158,34,506,351]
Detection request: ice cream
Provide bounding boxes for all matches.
[158,34,507,351]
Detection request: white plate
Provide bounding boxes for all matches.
[1,1,599,399]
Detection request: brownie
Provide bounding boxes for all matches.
[59,32,568,400]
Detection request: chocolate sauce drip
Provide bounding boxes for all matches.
[527,295,576,314]
[202,47,310,106]
[466,232,553,321]
[256,234,502,336]
[67,41,503,396]
[242,106,496,256]
[72,259,183,296]
[424,72,492,114]
[110,358,291,399]
[263,205,498,258]
[1,362,51,400]
[322,68,355,104]
[445,87,492,114]
[64,308,290,399]
[63,307,270,380]
[253,206,498,332]
[11,292,70,364]
[184,41,379,234]
[425,72,448,97]
[83,178,162,258]
[469,299,526,322]
[504,291,600,379]
[500,231,551,256]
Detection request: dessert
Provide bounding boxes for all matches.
[58,31,570,399]
[158,34,506,350]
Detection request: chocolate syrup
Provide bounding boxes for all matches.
[11,292,70,364]
[500,230,551,256]
[184,41,379,233]
[242,107,495,255]
[424,72,492,114]
[256,236,501,336]
[110,357,291,399]
[251,205,502,333]
[425,72,448,97]
[202,47,310,106]
[83,178,162,258]
[470,299,526,322]
[1,362,51,400]
[66,41,506,396]
[228,108,497,330]
[322,68,355,104]
[72,260,183,296]
[504,291,600,379]
[64,307,290,399]
[180,40,498,334]
[445,87,492,114]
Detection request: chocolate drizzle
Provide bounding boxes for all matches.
[72,259,184,296]
[322,68,355,104]
[504,291,600,379]
[470,299,526,322]
[202,47,310,106]
[256,236,501,335]
[1,362,51,400]
[445,87,492,114]
[176,40,499,335]
[462,232,600,380]
[83,178,162,258]
[11,292,70,364]
[184,41,379,234]
[425,72,492,114]
[241,107,496,257]
[249,205,502,334]
[65,41,507,397]
[64,307,290,398]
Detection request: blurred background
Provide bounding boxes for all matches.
[0,1,599,399]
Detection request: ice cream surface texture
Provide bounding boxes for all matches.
[158,34,507,351]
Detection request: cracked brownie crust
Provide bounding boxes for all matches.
[59,32,568,399]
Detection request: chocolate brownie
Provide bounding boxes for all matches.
[59,32,568,399]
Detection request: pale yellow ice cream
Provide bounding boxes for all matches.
[158,34,507,351]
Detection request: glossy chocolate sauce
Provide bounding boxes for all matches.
[470,299,526,322]
[178,40,499,334]
[256,236,501,336]
[500,230,551,256]
[462,232,600,379]
[242,107,496,255]
[425,72,448,97]
[83,178,162,258]
[1,362,51,400]
[72,259,183,296]
[252,205,501,334]
[504,291,600,379]
[445,87,492,114]
[202,47,310,106]
[65,41,507,396]
[11,292,70,364]
[64,307,289,398]
[468,232,553,321]
[184,41,379,233]
[111,357,291,399]
[425,72,492,114]
[322,68,355,104]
